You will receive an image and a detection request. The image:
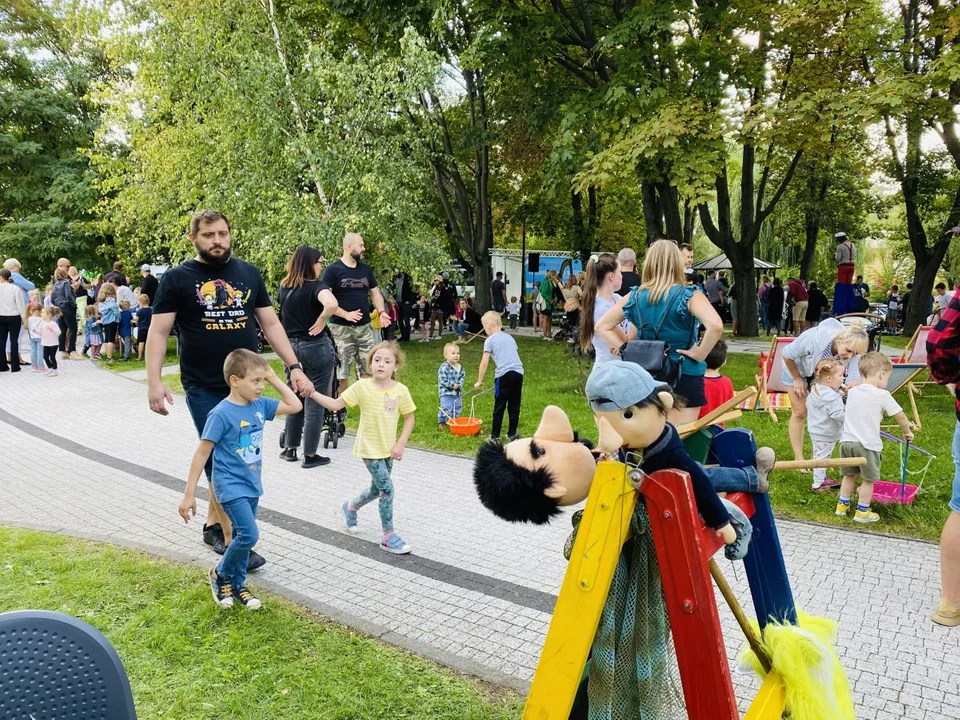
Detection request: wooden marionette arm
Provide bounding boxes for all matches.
[677,386,757,438]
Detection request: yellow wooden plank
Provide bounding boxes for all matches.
[523,461,637,719]
[744,671,787,720]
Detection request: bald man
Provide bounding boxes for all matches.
[616,247,640,297]
[322,233,390,392]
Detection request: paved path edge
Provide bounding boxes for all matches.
[0,519,532,696]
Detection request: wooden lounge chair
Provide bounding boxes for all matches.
[739,336,794,421]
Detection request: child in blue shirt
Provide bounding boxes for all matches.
[179,349,302,610]
[118,300,134,361]
[438,342,466,427]
[474,311,524,440]
[135,293,153,360]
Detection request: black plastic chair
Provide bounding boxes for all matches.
[0,609,137,719]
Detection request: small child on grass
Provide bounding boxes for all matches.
[118,300,134,361]
[135,294,152,360]
[806,359,845,493]
[179,349,303,610]
[438,342,465,427]
[836,351,914,523]
[506,296,521,330]
[698,339,734,425]
[474,311,524,441]
[415,295,431,343]
[311,342,417,555]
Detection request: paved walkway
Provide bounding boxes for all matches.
[1,361,956,719]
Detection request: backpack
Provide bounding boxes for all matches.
[51,279,73,309]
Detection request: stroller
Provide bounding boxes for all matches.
[278,344,347,452]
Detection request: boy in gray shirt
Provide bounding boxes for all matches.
[475,311,524,440]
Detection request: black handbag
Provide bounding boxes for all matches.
[619,285,691,387]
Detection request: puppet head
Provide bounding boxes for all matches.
[473,405,598,523]
[584,362,674,452]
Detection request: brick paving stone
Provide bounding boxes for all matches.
[1,360,957,718]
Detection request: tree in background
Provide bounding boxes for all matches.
[865,0,960,335]
[0,1,111,276]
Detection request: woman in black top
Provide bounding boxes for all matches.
[767,278,786,336]
[278,246,340,468]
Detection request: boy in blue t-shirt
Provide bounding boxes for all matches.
[118,300,135,360]
[179,349,302,610]
[474,311,524,440]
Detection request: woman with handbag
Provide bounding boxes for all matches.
[595,240,723,424]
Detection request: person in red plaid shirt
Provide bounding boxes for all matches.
[926,291,960,626]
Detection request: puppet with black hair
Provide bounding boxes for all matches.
[474,362,775,544]
[473,361,776,718]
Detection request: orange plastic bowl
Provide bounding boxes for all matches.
[448,417,483,436]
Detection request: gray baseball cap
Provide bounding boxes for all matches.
[585,361,670,412]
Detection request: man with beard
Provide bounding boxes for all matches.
[322,232,391,393]
[146,209,314,570]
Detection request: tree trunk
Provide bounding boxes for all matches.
[730,244,759,338]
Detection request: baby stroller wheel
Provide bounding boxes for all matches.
[321,430,330,449]
[279,430,285,449]
[332,433,339,449]
[338,422,346,438]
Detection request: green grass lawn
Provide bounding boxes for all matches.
[159,334,956,542]
[101,336,179,373]
[0,527,522,719]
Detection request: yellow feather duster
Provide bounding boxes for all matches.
[739,610,855,720]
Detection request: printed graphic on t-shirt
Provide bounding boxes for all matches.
[194,279,252,331]
[236,416,264,468]
[383,394,401,414]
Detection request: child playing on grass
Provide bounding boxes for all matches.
[506,296,521,330]
[474,311,524,441]
[135,293,152,360]
[698,339,734,425]
[415,295,431,343]
[97,283,119,362]
[179,349,302,610]
[118,299,134,361]
[25,305,43,372]
[39,307,61,376]
[438,342,465,428]
[83,305,102,360]
[836,351,914,523]
[311,342,416,555]
[807,359,846,493]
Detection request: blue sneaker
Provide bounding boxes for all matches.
[208,567,234,608]
[380,533,411,555]
[341,501,358,533]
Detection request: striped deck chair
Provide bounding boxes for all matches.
[739,336,793,421]
[896,325,932,364]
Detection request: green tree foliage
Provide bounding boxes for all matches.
[93,0,448,285]
[864,0,960,334]
[0,1,110,277]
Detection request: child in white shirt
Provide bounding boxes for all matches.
[806,359,845,493]
[837,352,914,523]
[506,296,521,330]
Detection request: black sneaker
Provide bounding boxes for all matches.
[301,454,331,469]
[233,585,262,610]
[208,567,234,608]
[279,448,298,462]
[247,550,266,572]
[203,523,224,550]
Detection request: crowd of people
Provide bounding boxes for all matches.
[0,257,159,374]
[5,215,957,629]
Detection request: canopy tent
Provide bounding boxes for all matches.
[691,253,780,271]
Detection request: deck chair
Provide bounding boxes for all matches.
[461,329,486,344]
[0,609,138,719]
[896,325,932,364]
[740,336,794,421]
[881,362,926,431]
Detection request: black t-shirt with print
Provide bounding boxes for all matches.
[278,279,332,339]
[321,260,377,326]
[152,258,271,392]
